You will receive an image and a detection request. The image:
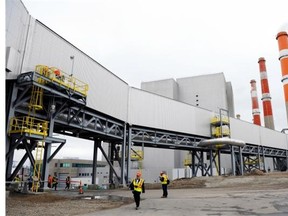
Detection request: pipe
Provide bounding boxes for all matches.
[250,79,261,126]
[276,31,288,124]
[258,57,275,129]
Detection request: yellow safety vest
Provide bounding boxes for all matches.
[133,178,144,192]
[14,177,20,182]
[161,174,168,184]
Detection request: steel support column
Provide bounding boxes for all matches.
[92,139,100,184]
[121,124,127,185]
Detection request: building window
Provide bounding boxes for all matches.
[54,163,57,167]
[60,163,70,168]
[72,163,93,168]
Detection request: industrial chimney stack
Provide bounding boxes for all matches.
[276,31,288,124]
[250,80,261,126]
[258,57,275,129]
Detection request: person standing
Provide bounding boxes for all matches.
[48,174,53,188]
[129,171,145,210]
[159,171,169,198]
[27,175,33,190]
[65,176,70,190]
[13,174,21,191]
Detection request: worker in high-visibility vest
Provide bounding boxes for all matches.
[14,174,20,182]
[159,171,169,198]
[129,171,145,210]
[13,174,21,191]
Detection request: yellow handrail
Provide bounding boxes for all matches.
[9,116,48,136]
[35,65,89,96]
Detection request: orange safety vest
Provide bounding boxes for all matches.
[48,176,53,184]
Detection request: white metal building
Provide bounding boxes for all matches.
[6,0,288,184]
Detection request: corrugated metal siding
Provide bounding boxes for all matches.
[177,73,228,113]
[128,88,212,136]
[5,0,30,78]
[259,127,288,149]
[230,118,261,144]
[230,118,288,149]
[22,21,129,121]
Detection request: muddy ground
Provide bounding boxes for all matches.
[6,171,288,216]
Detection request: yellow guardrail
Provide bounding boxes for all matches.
[210,115,229,125]
[184,158,192,166]
[35,65,89,97]
[131,150,143,161]
[211,126,230,137]
[9,116,48,136]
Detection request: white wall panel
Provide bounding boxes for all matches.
[22,21,129,121]
[259,127,288,149]
[230,118,288,149]
[230,118,261,144]
[177,73,228,113]
[128,88,212,137]
[5,0,30,78]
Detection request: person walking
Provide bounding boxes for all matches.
[159,171,169,198]
[52,174,58,191]
[129,171,145,210]
[65,176,71,190]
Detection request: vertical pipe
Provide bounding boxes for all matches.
[230,145,235,176]
[239,147,243,175]
[209,149,213,176]
[121,124,127,185]
[250,80,261,126]
[276,31,288,124]
[258,57,275,129]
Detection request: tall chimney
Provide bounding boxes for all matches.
[276,31,288,124]
[258,57,275,129]
[250,79,261,126]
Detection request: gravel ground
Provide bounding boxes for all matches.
[6,171,288,216]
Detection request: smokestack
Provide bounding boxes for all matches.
[250,79,261,126]
[258,57,275,129]
[276,31,288,124]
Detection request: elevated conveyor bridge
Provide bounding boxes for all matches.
[6,69,288,189]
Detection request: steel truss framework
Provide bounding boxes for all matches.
[6,72,288,187]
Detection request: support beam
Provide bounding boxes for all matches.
[92,139,99,185]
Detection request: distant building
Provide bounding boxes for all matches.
[49,158,109,188]
[141,73,235,117]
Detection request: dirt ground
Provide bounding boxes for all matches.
[6,171,288,216]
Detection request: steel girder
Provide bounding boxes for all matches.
[130,126,206,150]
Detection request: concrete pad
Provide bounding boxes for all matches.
[79,188,288,216]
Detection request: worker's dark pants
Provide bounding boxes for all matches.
[65,183,70,190]
[162,184,168,197]
[133,191,141,207]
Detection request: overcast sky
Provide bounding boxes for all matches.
[13,0,288,161]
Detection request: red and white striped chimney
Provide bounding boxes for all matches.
[250,79,261,126]
[276,31,288,124]
[258,57,275,129]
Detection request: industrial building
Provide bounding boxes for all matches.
[5,0,288,189]
[49,159,109,188]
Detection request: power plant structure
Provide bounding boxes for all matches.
[258,57,275,130]
[5,0,288,188]
[250,80,261,126]
[276,31,288,125]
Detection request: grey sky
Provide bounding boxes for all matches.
[12,0,288,161]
